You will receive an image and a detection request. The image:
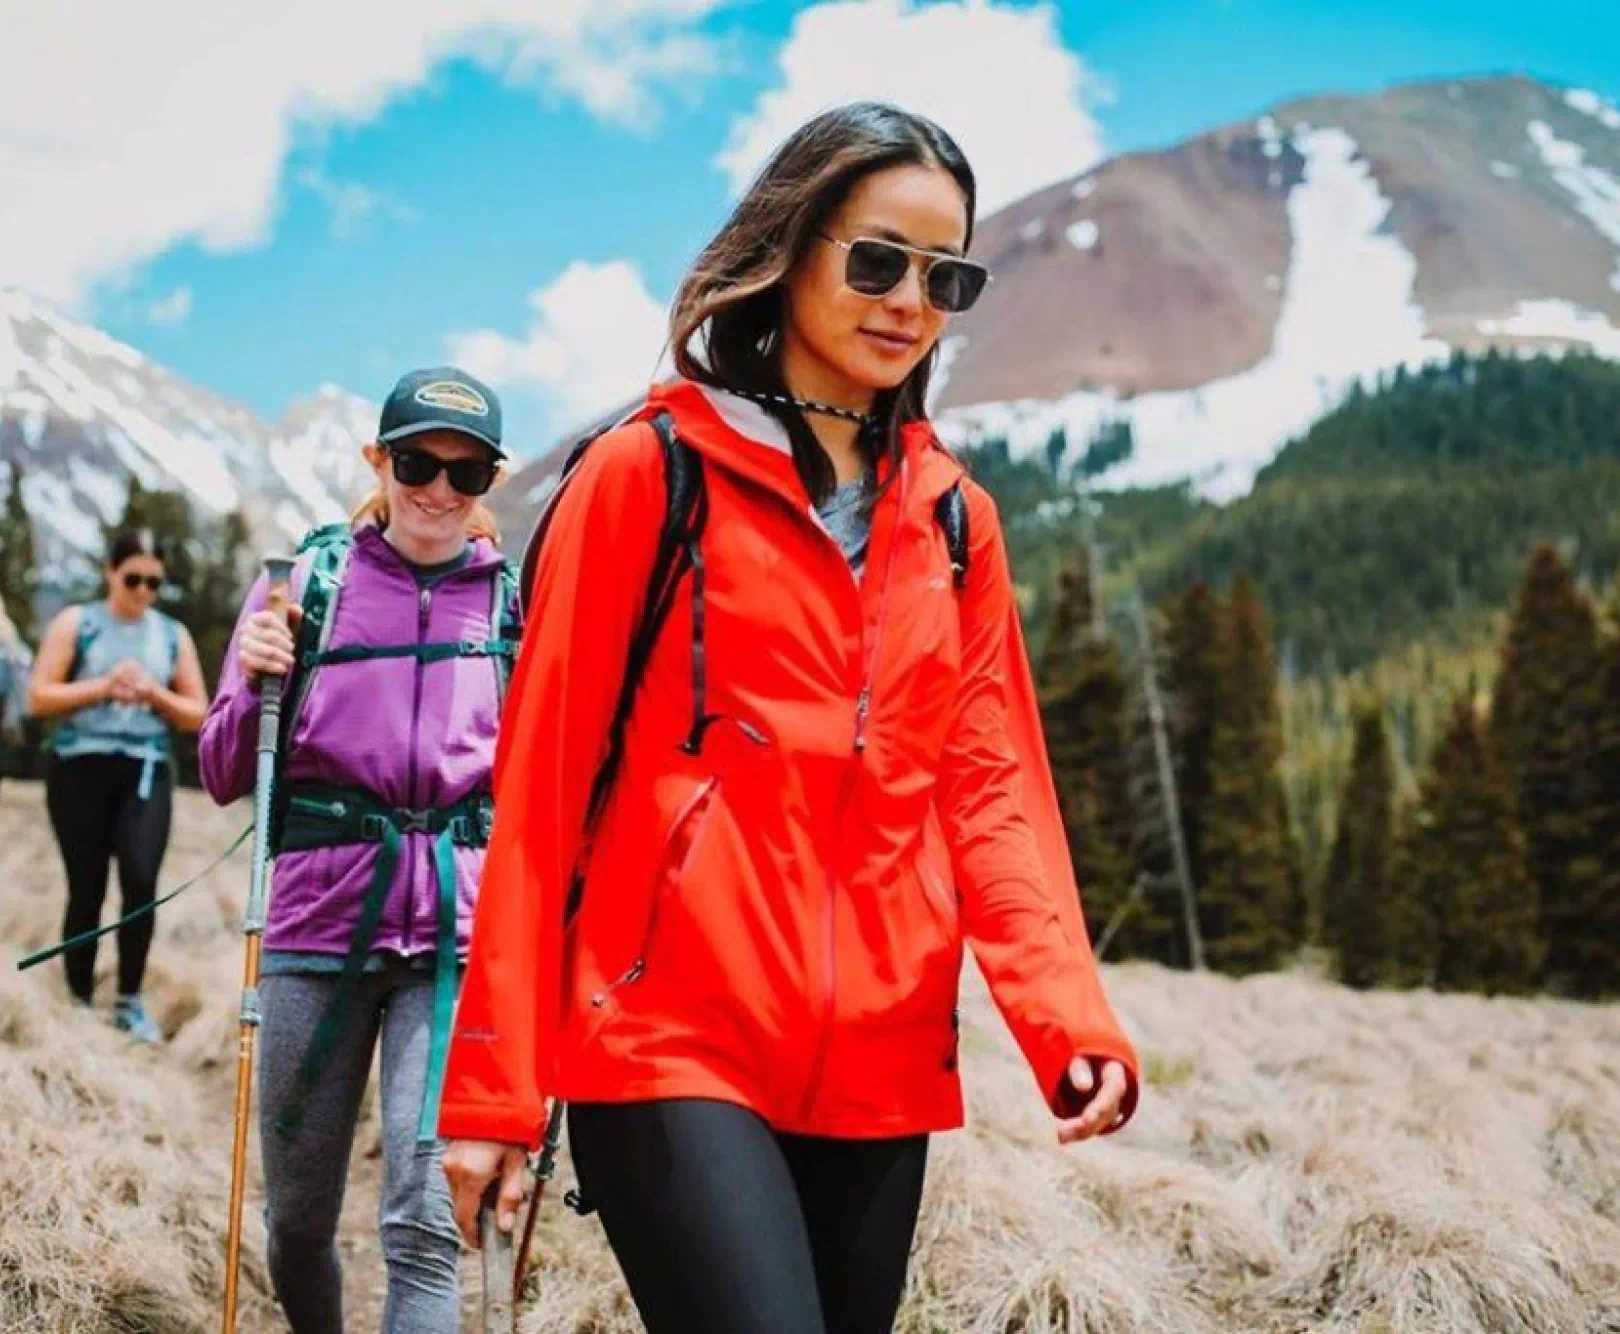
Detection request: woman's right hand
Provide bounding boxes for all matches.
[443,1138,530,1248]
[237,607,299,682]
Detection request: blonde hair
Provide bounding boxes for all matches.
[352,444,504,543]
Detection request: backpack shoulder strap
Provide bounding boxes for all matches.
[275,526,355,776]
[933,480,971,590]
[515,408,707,921]
[70,604,101,680]
[489,556,522,705]
[581,411,706,837]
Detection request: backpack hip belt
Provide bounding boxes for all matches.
[273,780,493,1143]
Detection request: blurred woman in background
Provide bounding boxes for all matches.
[28,528,208,1041]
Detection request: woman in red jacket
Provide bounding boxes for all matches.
[440,101,1139,1333]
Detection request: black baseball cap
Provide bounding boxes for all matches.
[378,366,504,458]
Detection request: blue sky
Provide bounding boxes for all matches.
[7,1,1616,458]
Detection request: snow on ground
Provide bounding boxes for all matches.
[1477,300,1620,358]
[1257,115,1284,159]
[1491,160,1521,179]
[1566,88,1620,131]
[1019,218,1046,243]
[939,127,1450,500]
[1528,119,1620,291]
[1071,177,1096,201]
[1067,220,1100,251]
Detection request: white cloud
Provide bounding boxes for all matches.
[298,169,415,239]
[717,0,1105,218]
[0,1,725,306]
[446,260,669,433]
[146,286,194,326]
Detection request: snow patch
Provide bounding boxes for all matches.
[939,126,1449,501]
[68,457,129,523]
[1528,120,1620,291]
[926,335,968,414]
[1566,88,1620,131]
[0,310,20,393]
[23,470,105,554]
[1019,218,1046,243]
[1071,178,1096,201]
[1257,115,1283,159]
[1066,220,1099,252]
[1477,300,1620,358]
[1490,160,1521,179]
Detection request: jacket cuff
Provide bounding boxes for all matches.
[1034,1025,1142,1133]
[436,1099,545,1150]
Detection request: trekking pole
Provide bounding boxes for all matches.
[480,1188,516,1333]
[222,556,294,1333]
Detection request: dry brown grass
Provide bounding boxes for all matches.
[2,779,1617,1332]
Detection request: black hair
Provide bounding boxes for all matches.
[671,101,976,503]
[106,528,165,569]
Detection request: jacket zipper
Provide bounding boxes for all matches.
[798,457,909,1120]
[402,583,431,953]
[589,777,721,1009]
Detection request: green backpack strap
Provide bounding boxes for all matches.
[270,524,355,841]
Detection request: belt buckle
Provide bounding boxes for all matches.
[394,808,432,835]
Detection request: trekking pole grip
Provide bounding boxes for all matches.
[247,556,294,933]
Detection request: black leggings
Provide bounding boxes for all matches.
[568,1099,928,1334]
[45,753,173,1002]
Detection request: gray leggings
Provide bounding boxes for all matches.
[258,966,461,1333]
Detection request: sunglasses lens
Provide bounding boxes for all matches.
[122,573,161,592]
[927,259,989,313]
[390,449,440,487]
[844,239,910,297]
[445,460,497,497]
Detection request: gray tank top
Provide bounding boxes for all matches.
[52,603,178,775]
[817,471,875,579]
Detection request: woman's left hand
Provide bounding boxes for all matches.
[1056,1056,1128,1144]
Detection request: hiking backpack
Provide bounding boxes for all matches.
[266,523,522,1143]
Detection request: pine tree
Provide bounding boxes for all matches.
[1122,594,1199,967]
[1163,580,1223,892]
[1489,544,1607,995]
[1409,697,1542,994]
[1586,635,1620,997]
[1322,701,1395,988]
[1198,575,1297,973]
[0,464,37,643]
[1040,555,1137,949]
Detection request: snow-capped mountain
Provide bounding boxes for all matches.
[489,75,1620,540]
[931,74,1620,497]
[0,287,374,589]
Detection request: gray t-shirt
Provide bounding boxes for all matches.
[817,472,875,579]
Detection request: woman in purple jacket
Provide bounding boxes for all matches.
[201,367,520,1333]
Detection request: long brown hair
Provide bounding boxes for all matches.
[669,102,976,502]
[351,445,504,543]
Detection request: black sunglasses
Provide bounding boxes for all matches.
[819,235,991,314]
[121,573,163,592]
[387,445,499,497]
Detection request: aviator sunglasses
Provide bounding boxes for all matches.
[387,445,499,497]
[819,234,992,314]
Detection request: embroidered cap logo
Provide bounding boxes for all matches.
[414,381,490,417]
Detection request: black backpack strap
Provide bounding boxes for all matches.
[934,480,970,589]
[537,411,705,923]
